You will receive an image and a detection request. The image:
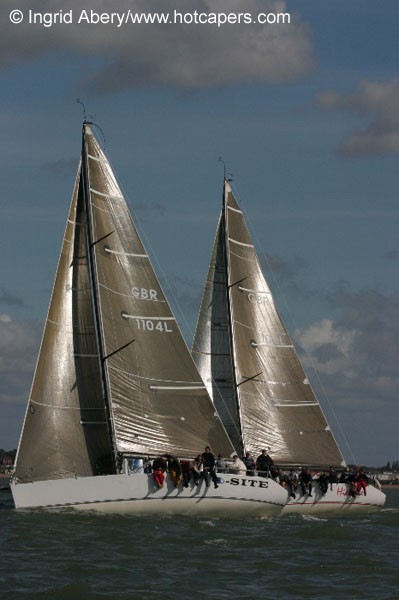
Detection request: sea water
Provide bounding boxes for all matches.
[1,488,398,599]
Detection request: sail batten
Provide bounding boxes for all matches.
[273,403,319,407]
[228,237,254,248]
[227,205,242,214]
[87,153,102,162]
[192,180,346,468]
[29,400,105,411]
[104,248,148,258]
[90,188,123,200]
[149,384,206,391]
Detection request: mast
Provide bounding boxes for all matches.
[81,122,117,470]
[221,179,244,455]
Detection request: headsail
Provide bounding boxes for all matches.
[15,162,114,483]
[15,125,234,484]
[192,180,345,468]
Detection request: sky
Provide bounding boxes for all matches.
[1,0,398,467]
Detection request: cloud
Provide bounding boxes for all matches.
[260,253,317,300]
[297,285,399,394]
[0,317,40,403]
[158,274,202,340]
[0,317,41,449]
[383,250,399,262]
[293,286,399,463]
[134,202,167,217]
[42,158,78,177]
[315,78,399,157]
[1,0,315,90]
[261,253,308,280]
[0,288,26,308]
[295,318,358,376]
[0,317,40,448]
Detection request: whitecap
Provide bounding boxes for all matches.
[301,514,328,522]
[200,519,216,527]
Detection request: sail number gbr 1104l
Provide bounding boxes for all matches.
[121,287,173,332]
[135,319,172,333]
[121,312,173,333]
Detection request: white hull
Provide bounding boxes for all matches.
[282,483,386,515]
[11,472,288,518]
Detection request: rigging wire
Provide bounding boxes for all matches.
[218,156,233,182]
[76,98,106,147]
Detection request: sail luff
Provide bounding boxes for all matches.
[222,180,244,455]
[192,184,242,454]
[81,123,117,467]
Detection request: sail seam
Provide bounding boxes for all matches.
[98,283,165,301]
[104,248,148,258]
[243,378,308,386]
[227,205,242,214]
[192,350,232,356]
[29,399,105,411]
[232,319,257,331]
[267,380,308,385]
[90,188,122,200]
[91,203,126,216]
[228,237,254,248]
[273,402,319,407]
[149,385,205,391]
[107,364,203,386]
[238,286,271,294]
[47,318,60,326]
[230,250,256,263]
[253,342,294,348]
[122,313,175,320]
[239,388,318,406]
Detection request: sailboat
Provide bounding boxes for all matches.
[10,124,288,516]
[192,178,386,514]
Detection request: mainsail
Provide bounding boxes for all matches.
[192,180,345,468]
[14,125,234,483]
